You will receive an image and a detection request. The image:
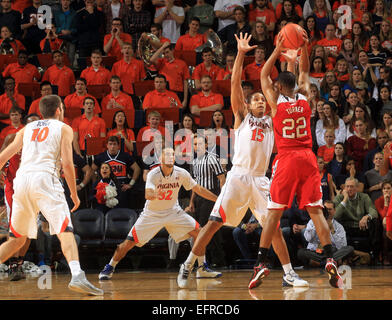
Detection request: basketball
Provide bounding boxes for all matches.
[279,23,305,49]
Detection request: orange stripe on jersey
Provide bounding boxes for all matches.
[9,223,22,238]
[219,206,226,223]
[60,217,70,233]
[195,221,200,230]
[132,227,139,243]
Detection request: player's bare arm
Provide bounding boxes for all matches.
[192,184,217,202]
[231,33,257,128]
[297,31,311,99]
[260,33,284,117]
[0,133,16,152]
[145,188,157,200]
[281,49,299,75]
[61,124,80,212]
[0,128,24,170]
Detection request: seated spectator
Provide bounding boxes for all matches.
[205,110,231,164]
[0,26,25,55]
[189,75,223,126]
[319,71,338,99]
[103,17,133,62]
[248,0,276,33]
[192,47,224,90]
[102,0,130,35]
[150,42,190,106]
[342,68,364,97]
[64,77,101,114]
[317,23,342,66]
[107,110,135,153]
[111,42,146,95]
[346,105,376,140]
[367,34,388,68]
[376,84,392,114]
[342,91,362,125]
[216,52,239,80]
[379,20,392,51]
[371,66,392,103]
[101,75,134,112]
[153,0,184,43]
[310,44,334,72]
[249,20,273,57]
[363,130,389,172]
[311,0,332,33]
[334,58,350,85]
[378,112,392,136]
[28,82,52,118]
[298,200,355,268]
[337,38,356,72]
[309,56,326,90]
[174,113,197,164]
[175,17,206,51]
[41,50,75,98]
[40,23,63,53]
[244,45,278,81]
[0,106,23,141]
[71,97,106,157]
[127,0,151,51]
[136,110,165,142]
[326,142,347,188]
[241,80,254,104]
[365,152,392,202]
[356,50,377,92]
[0,76,25,130]
[232,214,262,260]
[149,23,170,45]
[142,74,182,110]
[333,177,380,264]
[2,50,40,89]
[317,129,335,163]
[92,135,141,208]
[80,49,111,85]
[304,16,323,52]
[374,180,392,265]
[277,0,302,25]
[20,0,46,54]
[327,83,345,118]
[0,0,22,40]
[186,0,214,34]
[318,156,335,201]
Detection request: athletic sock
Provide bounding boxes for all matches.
[197,256,206,267]
[68,260,82,276]
[184,252,198,269]
[256,248,269,265]
[282,263,293,275]
[323,244,333,259]
[109,258,118,268]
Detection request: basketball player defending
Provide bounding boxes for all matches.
[98,147,219,280]
[177,33,308,289]
[248,32,343,289]
[0,95,103,296]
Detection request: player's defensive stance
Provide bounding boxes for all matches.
[0,95,103,296]
[98,147,219,280]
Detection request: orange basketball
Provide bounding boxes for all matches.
[279,23,305,49]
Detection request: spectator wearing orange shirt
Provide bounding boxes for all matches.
[317,129,336,163]
[192,47,224,90]
[189,75,224,126]
[217,52,244,80]
[107,110,135,153]
[111,41,146,95]
[72,96,106,157]
[101,75,135,111]
[175,17,206,51]
[28,81,53,118]
[142,74,183,110]
[150,23,171,44]
[0,77,25,129]
[136,110,165,142]
[80,49,111,85]
[0,106,23,141]
[317,24,342,66]
[103,18,133,62]
[2,50,40,89]
[40,23,64,53]
[64,77,101,114]
[248,0,276,32]
[244,45,278,81]
[0,26,25,56]
[41,50,75,97]
[150,42,190,106]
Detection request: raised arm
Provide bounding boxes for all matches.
[0,129,24,169]
[297,31,310,98]
[231,33,257,127]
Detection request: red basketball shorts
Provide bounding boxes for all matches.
[268,149,323,210]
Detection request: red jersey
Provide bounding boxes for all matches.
[273,93,313,152]
[4,153,20,189]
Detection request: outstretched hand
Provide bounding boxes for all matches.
[275,32,286,53]
[235,32,257,54]
[281,49,299,63]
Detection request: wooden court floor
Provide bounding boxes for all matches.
[0,267,391,300]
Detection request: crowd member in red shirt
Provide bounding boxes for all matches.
[0,26,26,56]
[317,23,342,66]
[0,106,23,141]
[103,17,133,62]
[175,17,206,51]
[28,81,53,118]
[189,75,224,125]
[150,23,171,44]
[64,77,101,114]
[2,50,40,89]
[248,0,276,33]
[41,50,75,97]
[192,47,224,90]
[72,96,106,157]
[107,110,136,153]
[244,45,278,80]
[0,77,25,130]
[317,129,336,163]
[142,74,183,110]
[111,41,146,95]
[80,49,111,85]
[309,56,326,89]
[217,51,244,80]
[150,41,190,106]
[101,75,135,112]
[136,110,165,142]
[40,23,63,53]
[334,58,349,84]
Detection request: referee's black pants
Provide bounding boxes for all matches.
[194,194,226,267]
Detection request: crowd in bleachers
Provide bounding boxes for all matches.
[0,0,392,270]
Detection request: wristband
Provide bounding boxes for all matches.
[79,182,85,188]
[129,179,136,186]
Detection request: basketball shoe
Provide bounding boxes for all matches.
[282,270,309,287]
[325,258,343,289]
[68,271,104,296]
[8,258,25,282]
[177,263,192,288]
[196,263,222,279]
[248,263,270,289]
[98,264,114,280]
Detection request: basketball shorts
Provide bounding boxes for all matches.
[11,172,73,239]
[268,149,323,210]
[127,207,199,247]
[209,166,270,227]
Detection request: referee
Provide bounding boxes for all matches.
[186,134,226,267]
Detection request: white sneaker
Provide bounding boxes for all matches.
[282,270,309,287]
[177,263,191,289]
[0,263,8,273]
[68,271,104,296]
[196,263,222,279]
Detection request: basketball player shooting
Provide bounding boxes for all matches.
[0,95,103,296]
[177,33,308,289]
[248,29,343,289]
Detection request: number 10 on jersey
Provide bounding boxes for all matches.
[31,127,49,142]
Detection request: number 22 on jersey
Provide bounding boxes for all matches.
[31,127,49,142]
[282,116,307,139]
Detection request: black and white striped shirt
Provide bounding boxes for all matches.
[191,152,225,193]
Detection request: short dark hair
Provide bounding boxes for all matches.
[75,77,87,85]
[190,17,200,24]
[107,135,120,145]
[39,95,62,118]
[9,106,22,115]
[40,81,52,90]
[52,50,62,57]
[202,47,213,55]
[83,96,95,105]
[18,50,28,56]
[154,74,167,82]
[277,71,296,90]
[151,23,162,31]
[241,81,254,89]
